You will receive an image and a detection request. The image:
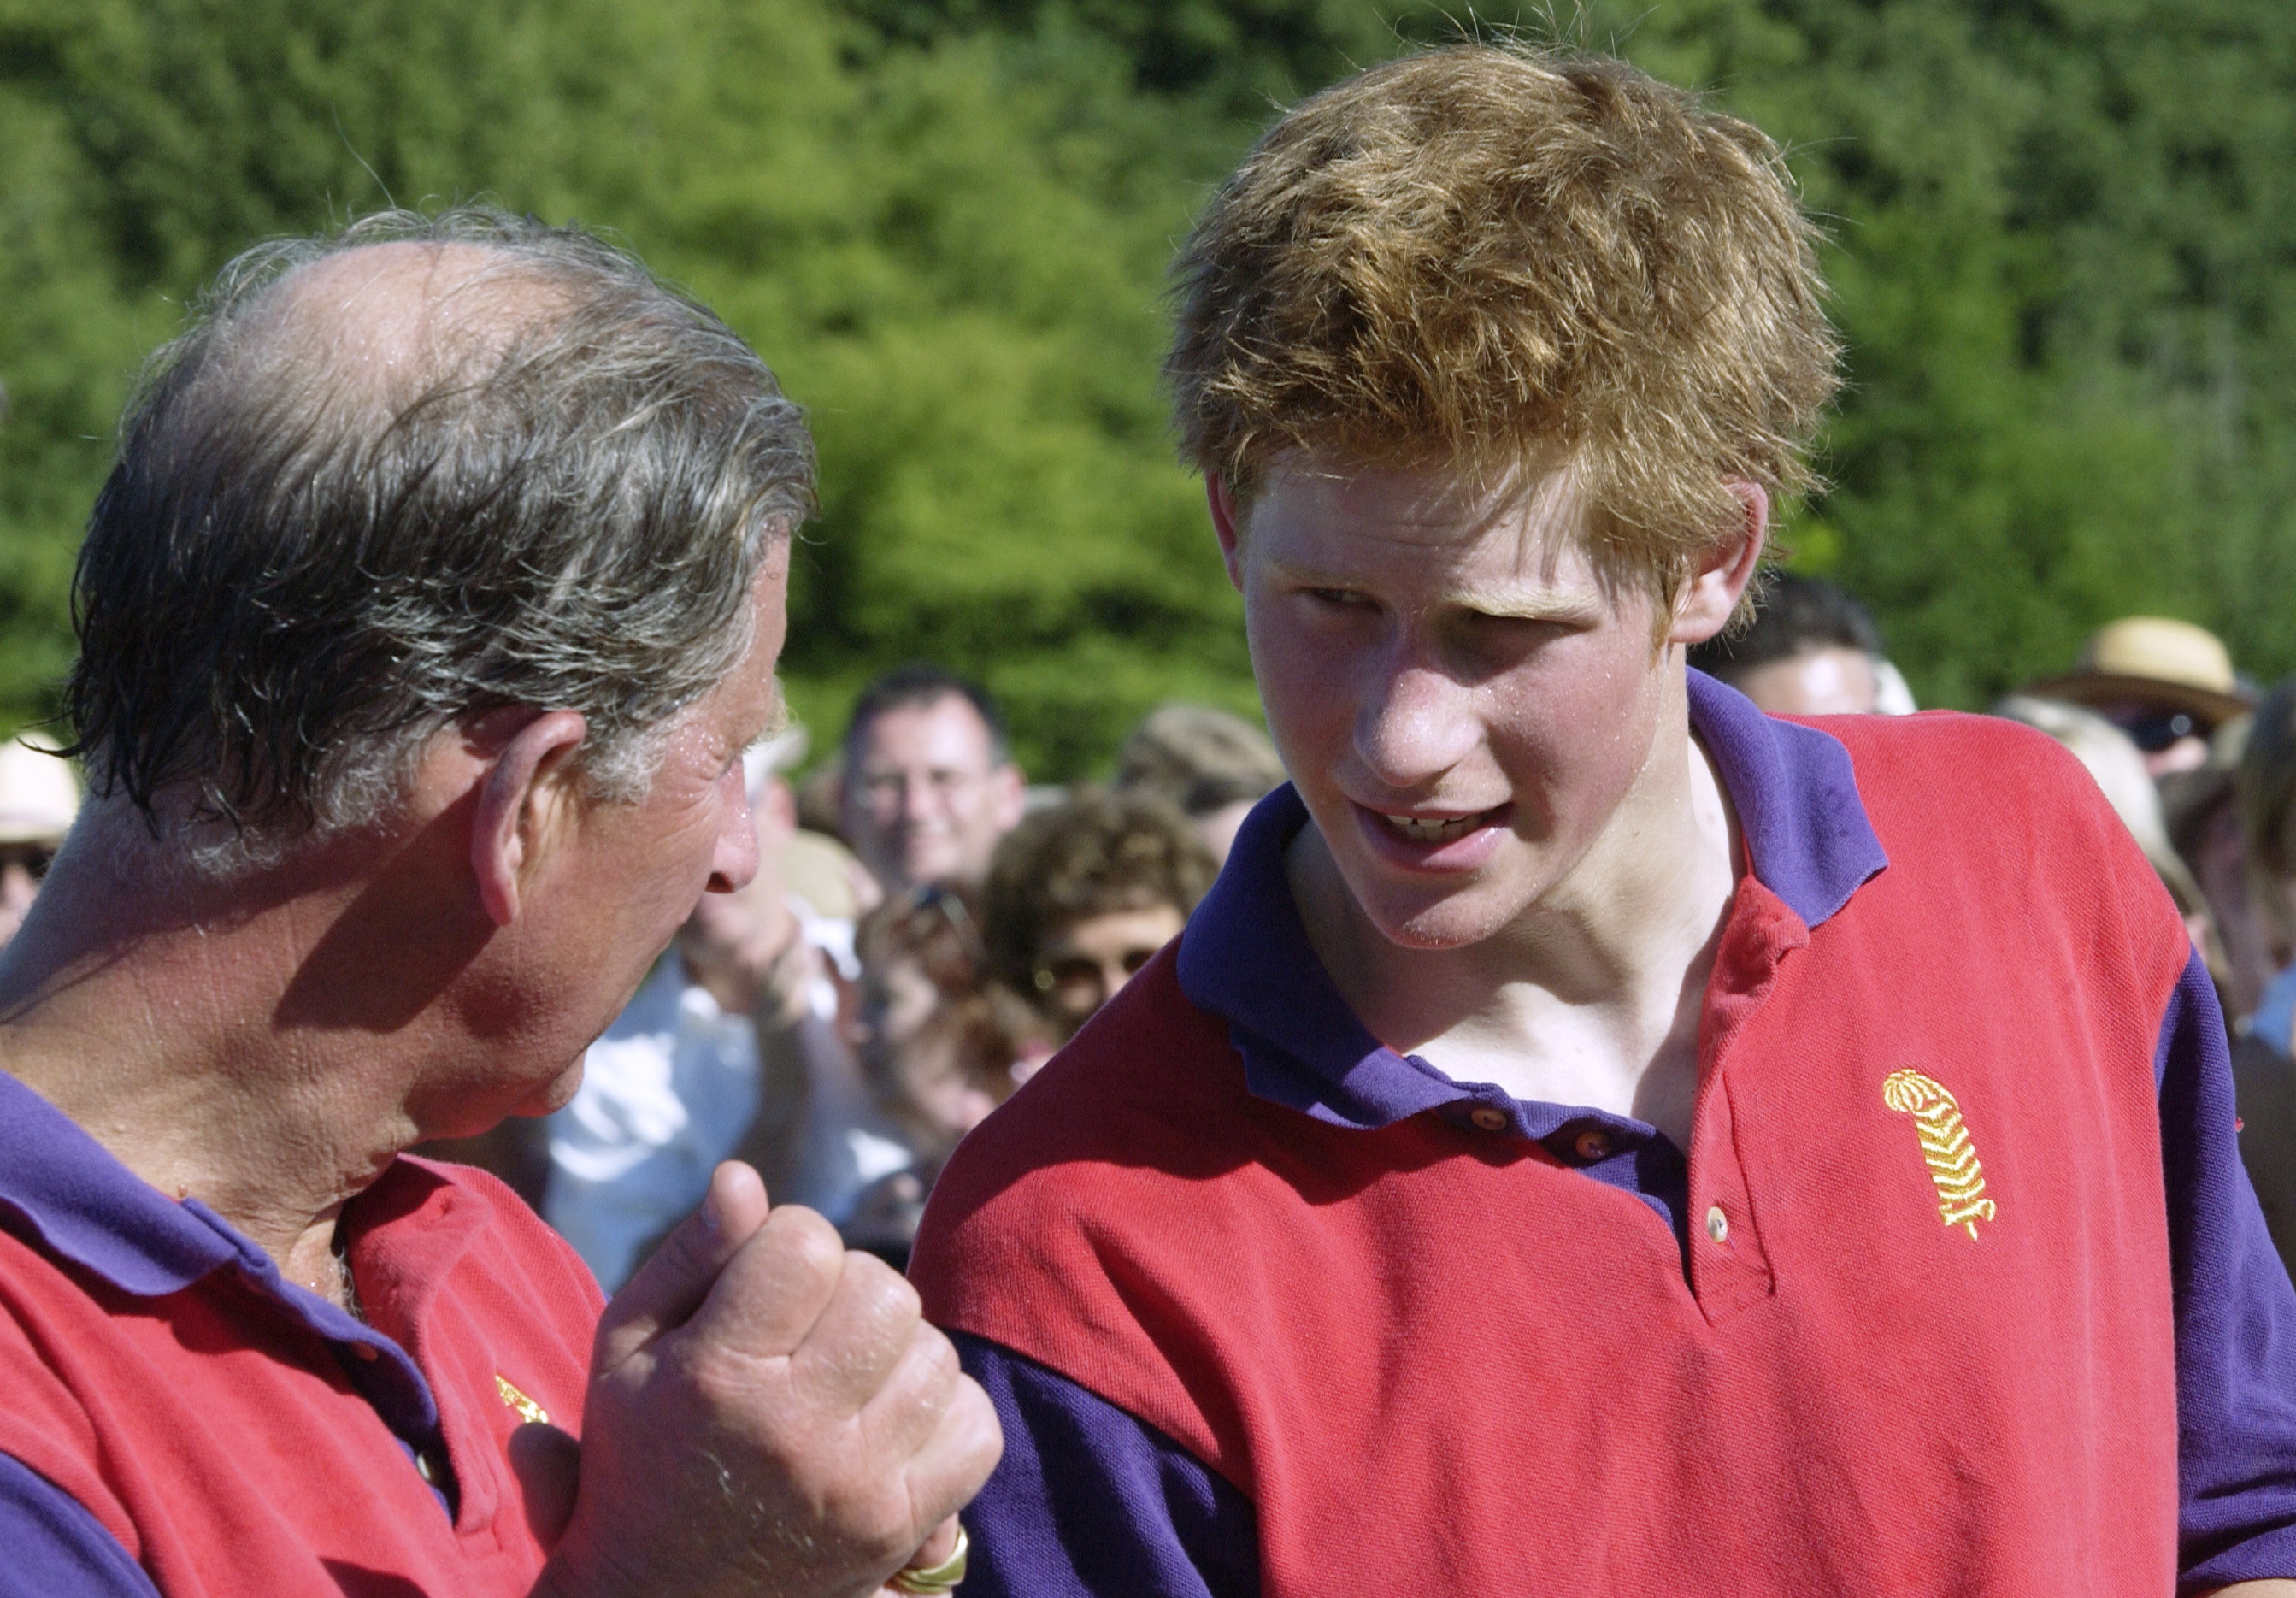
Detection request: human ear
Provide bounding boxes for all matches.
[1668,482,1769,647]
[988,761,1028,832]
[470,710,591,929]
[1206,475,1245,592]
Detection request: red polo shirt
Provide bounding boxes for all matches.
[915,679,2296,1595]
[0,1076,599,1598]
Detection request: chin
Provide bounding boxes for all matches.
[531,1054,589,1113]
[1356,878,1533,952]
[904,848,958,886]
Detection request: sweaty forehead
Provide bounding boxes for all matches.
[1249,461,1604,595]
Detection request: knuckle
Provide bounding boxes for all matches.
[909,1321,961,1389]
[951,1378,1004,1465]
[841,1250,922,1323]
[760,1204,846,1281]
[815,1476,918,1557]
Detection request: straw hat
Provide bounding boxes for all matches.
[0,734,79,846]
[2025,616,2252,728]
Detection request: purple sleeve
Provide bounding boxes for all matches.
[0,1453,157,1596]
[2160,949,2296,1588]
[951,1331,1259,1598]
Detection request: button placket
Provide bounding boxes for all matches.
[1681,881,1799,1322]
[1686,1066,1776,1323]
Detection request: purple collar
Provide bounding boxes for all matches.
[0,1069,443,1444]
[1174,669,1887,1141]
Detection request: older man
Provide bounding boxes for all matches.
[0,209,996,1597]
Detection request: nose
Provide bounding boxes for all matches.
[704,767,762,895]
[900,774,941,825]
[1354,653,1481,792]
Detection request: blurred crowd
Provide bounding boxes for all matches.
[9,578,2296,1282]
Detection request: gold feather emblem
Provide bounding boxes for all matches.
[1881,1069,1997,1240]
[496,1374,549,1426]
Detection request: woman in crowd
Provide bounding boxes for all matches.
[841,792,1220,1261]
[984,788,1219,1058]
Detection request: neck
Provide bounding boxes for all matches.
[1292,685,1739,1143]
[0,807,456,1302]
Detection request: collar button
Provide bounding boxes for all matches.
[1572,1129,1612,1162]
[1469,1106,1509,1133]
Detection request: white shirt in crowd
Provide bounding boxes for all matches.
[544,903,904,1290]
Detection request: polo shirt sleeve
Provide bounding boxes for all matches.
[951,1331,1260,1598]
[0,1453,158,1597]
[2159,949,2296,1588]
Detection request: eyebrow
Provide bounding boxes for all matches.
[1436,587,1608,625]
[1267,558,1607,626]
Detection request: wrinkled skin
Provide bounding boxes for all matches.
[529,1164,997,1598]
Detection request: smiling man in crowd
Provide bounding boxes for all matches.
[0,209,997,1598]
[912,44,2296,1597]
[839,667,1027,896]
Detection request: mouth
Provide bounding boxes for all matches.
[1352,801,1511,870]
[1377,811,1492,845]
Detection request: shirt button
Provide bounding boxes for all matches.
[1705,1206,1730,1245]
[1469,1107,1509,1133]
[351,1343,380,1362]
[1572,1129,1612,1162]
[415,1451,438,1484]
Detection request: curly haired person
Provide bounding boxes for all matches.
[985,790,1218,1053]
[910,43,2296,1597]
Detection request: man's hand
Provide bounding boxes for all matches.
[681,854,806,1023]
[530,1162,1002,1598]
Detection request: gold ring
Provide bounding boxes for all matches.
[888,1525,969,1595]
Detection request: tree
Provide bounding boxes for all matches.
[5,0,2296,771]
[0,0,1256,775]
[1566,0,2296,702]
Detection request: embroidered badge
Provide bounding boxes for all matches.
[1881,1069,1997,1240]
[496,1374,550,1426]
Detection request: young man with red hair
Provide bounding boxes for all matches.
[912,43,2296,1596]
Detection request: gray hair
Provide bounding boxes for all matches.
[65,206,812,870]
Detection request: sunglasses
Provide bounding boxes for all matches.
[0,843,55,882]
[1032,946,1161,1006]
[2105,709,2199,755]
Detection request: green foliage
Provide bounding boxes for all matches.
[3,0,2295,772]
[1561,0,2296,703]
[0,0,1252,776]
[841,0,1398,104]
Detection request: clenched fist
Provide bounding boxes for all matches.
[529,1162,1002,1598]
